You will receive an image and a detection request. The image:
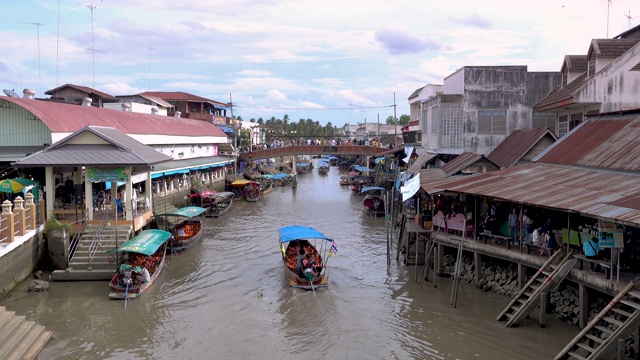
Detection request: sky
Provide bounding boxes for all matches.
[1,0,639,127]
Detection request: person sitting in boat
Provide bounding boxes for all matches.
[302,257,315,279]
[140,264,151,284]
[295,248,307,276]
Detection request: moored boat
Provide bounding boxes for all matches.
[154,206,206,254]
[245,180,261,202]
[279,225,336,290]
[296,162,311,174]
[361,186,388,217]
[108,229,172,299]
[207,191,234,218]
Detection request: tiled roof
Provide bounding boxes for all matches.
[534,73,588,112]
[44,83,118,101]
[408,86,424,100]
[564,55,587,72]
[15,126,172,167]
[589,38,640,58]
[536,113,640,171]
[487,128,557,169]
[140,91,227,107]
[1,97,227,137]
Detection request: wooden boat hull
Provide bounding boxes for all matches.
[167,219,203,255]
[109,244,167,299]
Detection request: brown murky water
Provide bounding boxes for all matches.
[1,159,579,359]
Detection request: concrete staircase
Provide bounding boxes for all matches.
[152,196,181,228]
[0,306,53,360]
[52,224,132,281]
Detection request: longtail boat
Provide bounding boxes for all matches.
[154,206,206,255]
[279,225,336,290]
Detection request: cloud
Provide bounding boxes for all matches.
[451,13,493,29]
[101,82,141,96]
[375,26,442,55]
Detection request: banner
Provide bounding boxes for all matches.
[400,173,420,202]
[403,145,414,164]
[87,166,129,182]
[598,221,624,248]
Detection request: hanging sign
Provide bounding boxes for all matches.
[87,167,129,182]
[598,221,624,248]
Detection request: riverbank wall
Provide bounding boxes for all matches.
[0,228,46,298]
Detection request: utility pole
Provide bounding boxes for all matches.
[393,92,398,147]
[22,21,45,95]
[229,94,237,177]
[81,0,101,88]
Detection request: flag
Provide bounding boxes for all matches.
[331,242,338,255]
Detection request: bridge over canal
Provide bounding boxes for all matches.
[238,145,390,161]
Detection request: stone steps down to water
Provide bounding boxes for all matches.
[0,306,53,360]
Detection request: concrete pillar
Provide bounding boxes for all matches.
[85,177,93,221]
[13,196,26,236]
[0,200,15,243]
[24,193,36,231]
[435,243,444,276]
[125,167,133,221]
[579,283,589,329]
[145,169,152,212]
[45,166,54,219]
[518,263,526,290]
[474,252,482,287]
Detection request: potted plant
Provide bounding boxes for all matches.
[44,214,74,238]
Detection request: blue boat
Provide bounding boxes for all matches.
[279,225,336,290]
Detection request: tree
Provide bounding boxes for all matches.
[385,114,410,124]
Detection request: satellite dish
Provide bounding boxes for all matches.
[2,89,19,98]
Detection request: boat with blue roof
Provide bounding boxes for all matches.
[279,225,336,290]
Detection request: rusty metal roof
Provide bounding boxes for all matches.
[487,128,557,169]
[45,83,118,101]
[421,163,640,226]
[407,151,436,174]
[2,97,227,137]
[536,113,640,171]
[440,152,501,176]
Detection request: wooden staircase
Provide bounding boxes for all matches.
[496,251,576,327]
[0,306,53,360]
[555,278,640,360]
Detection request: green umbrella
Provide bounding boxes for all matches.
[11,177,38,187]
[0,179,24,194]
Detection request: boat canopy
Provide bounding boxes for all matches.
[112,229,172,256]
[213,191,235,198]
[260,174,274,179]
[279,225,334,243]
[361,186,388,193]
[352,165,370,173]
[319,160,329,166]
[297,162,310,167]
[231,179,250,185]
[154,206,207,218]
[272,173,290,179]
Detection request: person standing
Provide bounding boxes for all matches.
[523,209,533,243]
[508,208,519,244]
[583,237,601,272]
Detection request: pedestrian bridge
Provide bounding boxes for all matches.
[238,145,389,161]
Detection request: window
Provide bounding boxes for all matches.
[588,59,596,76]
[558,115,568,137]
[532,113,556,131]
[570,113,583,131]
[477,109,507,135]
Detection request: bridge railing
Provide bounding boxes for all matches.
[238,145,391,161]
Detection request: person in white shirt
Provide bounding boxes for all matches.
[140,264,151,283]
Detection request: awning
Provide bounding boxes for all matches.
[420,162,640,226]
[217,142,235,154]
[407,151,436,174]
[151,156,232,178]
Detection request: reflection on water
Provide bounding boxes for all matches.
[1,159,579,359]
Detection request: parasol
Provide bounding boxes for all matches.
[0,179,25,194]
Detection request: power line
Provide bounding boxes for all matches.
[234,104,394,111]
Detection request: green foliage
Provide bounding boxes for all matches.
[44,214,74,237]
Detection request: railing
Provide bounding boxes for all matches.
[67,209,89,264]
[13,218,20,237]
[0,217,7,244]
[87,209,110,266]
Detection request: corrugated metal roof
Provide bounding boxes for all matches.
[15,126,172,167]
[487,128,557,169]
[537,114,640,171]
[534,73,588,111]
[2,97,227,137]
[408,86,424,100]
[44,83,118,101]
[137,94,174,108]
[442,152,482,175]
[375,146,404,156]
[421,163,640,226]
[418,168,448,184]
[407,152,436,174]
[140,91,228,107]
[152,156,232,173]
[0,146,45,162]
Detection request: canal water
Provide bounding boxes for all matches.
[1,160,579,360]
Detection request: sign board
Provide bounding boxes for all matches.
[322,146,338,153]
[87,167,129,182]
[598,221,624,248]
